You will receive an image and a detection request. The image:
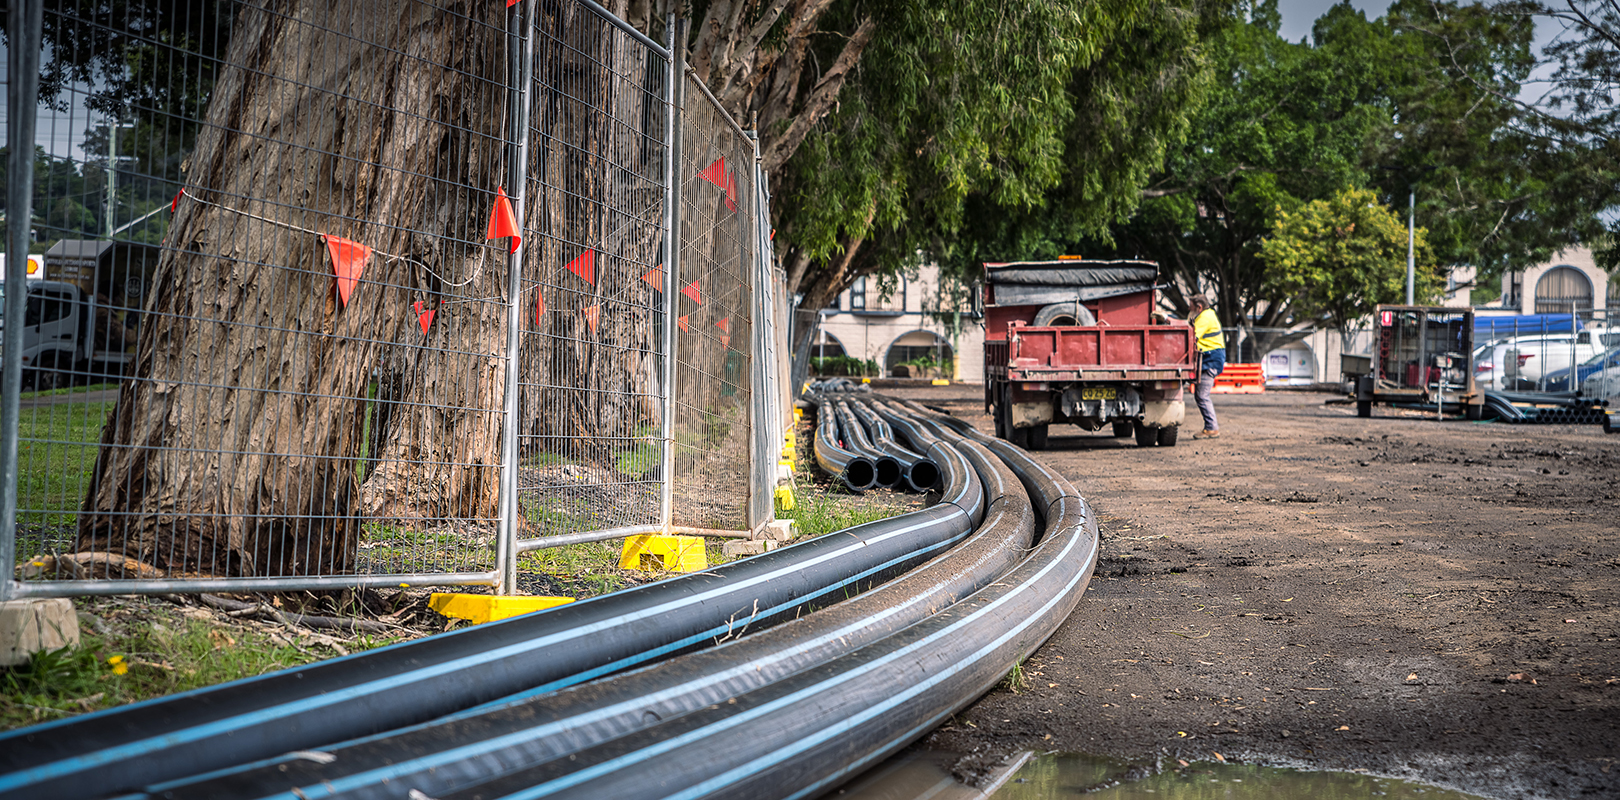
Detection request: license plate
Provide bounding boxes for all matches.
[1080,387,1116,400]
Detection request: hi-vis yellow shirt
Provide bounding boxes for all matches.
[1192,308,1226,352]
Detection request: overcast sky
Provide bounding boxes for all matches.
[1277,0,1395,41]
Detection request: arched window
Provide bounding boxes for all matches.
[810,331,847,359]
[885,330,953,376]
[1534,266,1593,314]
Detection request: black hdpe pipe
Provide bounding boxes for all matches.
[891,396,1090,538]
[145,427,1021,800]
[0,460,988,800]
[809,395,877,492]
[832,400,904,488]
[414,441,1098,800]
[849,400,940,492]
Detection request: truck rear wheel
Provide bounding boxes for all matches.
[1157,425,1179,447]
[1027,424,1048,451]
[1112,421,1133,438]
[1134,422,1156,447]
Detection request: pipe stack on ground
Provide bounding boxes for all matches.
[850,399,940,492]
[833,400,904,488]
[809,393,878,492]
[0,395,1100,800]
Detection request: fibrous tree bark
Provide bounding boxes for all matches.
[79,0,513,575]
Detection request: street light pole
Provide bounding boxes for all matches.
[1406,187,1415,306]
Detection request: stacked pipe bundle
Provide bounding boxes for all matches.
[805,391,940,494]
[0,395,1099,800]
[1481,390,1610,425]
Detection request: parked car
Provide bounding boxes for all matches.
[1542,345,1620,392]
[1472,334,1608,391]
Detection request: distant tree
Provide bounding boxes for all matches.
[1260,187,1439,346]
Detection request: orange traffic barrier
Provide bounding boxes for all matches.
[1211,363,1265,394]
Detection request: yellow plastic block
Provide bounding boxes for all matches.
[429,593,574,624]
[775,485,796,512]
[862,377,872,384]
[620,534,708,572]
[931,379,950,386]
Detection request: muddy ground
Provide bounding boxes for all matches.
[889,385,1619,799]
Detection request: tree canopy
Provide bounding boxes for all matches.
[1260,186,1439,337]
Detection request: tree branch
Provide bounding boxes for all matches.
[760,16,876,172]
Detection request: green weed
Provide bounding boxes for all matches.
[0,615,341,730]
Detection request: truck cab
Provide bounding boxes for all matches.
[0,240,156,390]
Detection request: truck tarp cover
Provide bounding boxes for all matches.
[984,260,1158,306]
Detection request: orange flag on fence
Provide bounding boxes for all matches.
[698,156,727,188]
[724,173,738,212]
[413,300,435,334]
[678,314,690,333]
[682,280,702,304]
[486,186,521,252]
[640,265,665,289]
[534,287,547,326]
[565,249,597,285]
[322,234,372,307]
[582,305,601,333]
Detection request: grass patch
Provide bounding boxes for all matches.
[786,491,909,537]
[0,601,394,730]
[18,382,119,401]
[16,401,113,526]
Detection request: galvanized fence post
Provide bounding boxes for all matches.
[659,16,685,535]
[747,133,775,532]
[497,1,537,595]
[1,0,44,602]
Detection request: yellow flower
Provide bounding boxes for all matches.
[107,655,128,676]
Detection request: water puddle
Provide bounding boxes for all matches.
[838,752,1486,799]
[997,753,1486,799]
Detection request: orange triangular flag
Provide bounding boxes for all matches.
[715,317,730,334]
[486,186,521,253]
[582,305,600,333]
[721,334,731,349]
[413,300,435,334]
[724,174,738,212]
[678,314,690,333]
[322,235,372,307]
[565,249,596,285]
[682,280,702,304]
[698,156,727,188]
[534,287,546,326]
[640,266,665,289]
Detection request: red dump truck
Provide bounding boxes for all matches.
[983,259,1197,449]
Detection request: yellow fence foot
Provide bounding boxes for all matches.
[619,534,708,572]
[429,593,574,625]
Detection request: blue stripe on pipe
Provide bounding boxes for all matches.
[0,509,966,794]
[489,523,1090,800]
[181,547,981,800]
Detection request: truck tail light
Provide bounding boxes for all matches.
[1475,361,1492,373]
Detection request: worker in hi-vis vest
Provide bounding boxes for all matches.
[1188,295,1226,439]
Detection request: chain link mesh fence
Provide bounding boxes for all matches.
[2,1,777,598]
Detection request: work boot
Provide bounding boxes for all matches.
[1193,429,1220,439]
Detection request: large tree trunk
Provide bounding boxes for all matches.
[78,0,510,576]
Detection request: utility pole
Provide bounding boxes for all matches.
[1406,187,1415,306]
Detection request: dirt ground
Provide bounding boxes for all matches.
[892,384,1620,799]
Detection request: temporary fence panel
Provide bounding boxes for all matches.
[510,4,671,565]
[667,72,758,532]
[2,1,778,600]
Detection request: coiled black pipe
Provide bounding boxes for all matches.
[413,455,1097,800]
[809,395,878,492]
[0,460,987,800]
[832,400,904,488]
[849,400,940,492]
[143,433,1021,800]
